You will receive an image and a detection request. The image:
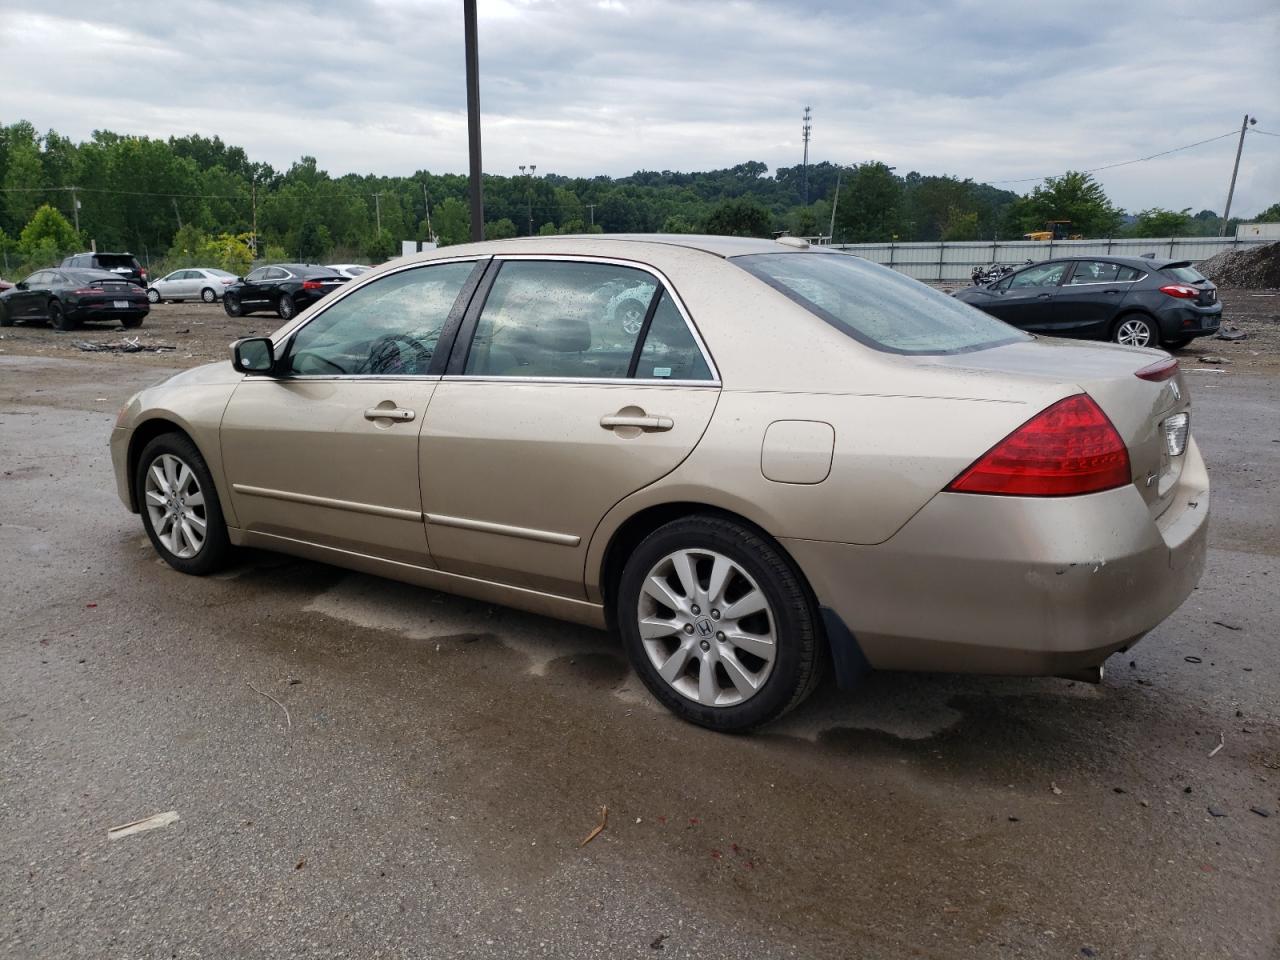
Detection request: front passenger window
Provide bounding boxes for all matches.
[1009,263,1067,289]
[285,261,477,376]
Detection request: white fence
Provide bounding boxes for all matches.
[830,236,1270,282]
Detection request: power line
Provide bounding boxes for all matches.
[1252,128,1280,137]
[988,130,1241,184]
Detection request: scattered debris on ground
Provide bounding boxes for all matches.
[1216,324,1248,341]
[74,337,177,353]
[1198,355,1231,364]
[107,810,180,840]
[246,680,292,729]
[1209,733,1225,758]
[1198,241,1280,289]
[580,804,608,847]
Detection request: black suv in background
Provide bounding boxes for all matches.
[60,252,148,288]
[953,256,1221,349]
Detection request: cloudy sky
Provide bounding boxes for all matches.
[3,0,1278,215]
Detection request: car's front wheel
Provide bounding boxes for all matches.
[0,303,11,327]
[136,433,232,575]
[1113,314,1159,348]
[277,293,297,320]
[616,515,822,731]
[224,296,243,317]
[201,287,217,303]
[1162,336,1190,351]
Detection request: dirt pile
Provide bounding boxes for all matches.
[1198,241,1280,289]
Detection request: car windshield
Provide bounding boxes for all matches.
[1162,264,1207,283]
[207,269,237,278]
[733,252,1028,355]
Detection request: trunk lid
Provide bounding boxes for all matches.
[922,337,1191,519]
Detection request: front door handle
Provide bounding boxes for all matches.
[364,406,415,423]
[1037,292,1052,299]
[600,412,673,432]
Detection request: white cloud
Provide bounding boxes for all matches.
[1,0,1276,214]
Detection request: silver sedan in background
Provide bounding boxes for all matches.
[148,268,238,303]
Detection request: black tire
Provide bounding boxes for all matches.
[146,288,160,304]
[277,293,297,320]
[48,299,78,331]
[1163,336,1190,351]
[135,432,233,576]
[1112,313,1159,349]
[200,287,216,303]
[0,303,11,327]
[224,295,244,317]
[616,515,823,732]
[121,315,145,329]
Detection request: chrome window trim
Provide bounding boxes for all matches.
[1065,279,1139,287]
[453,252,721,384]
[441,375,720,387]
[244,373,443,383]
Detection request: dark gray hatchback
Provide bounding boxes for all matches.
[953,256,1221,350]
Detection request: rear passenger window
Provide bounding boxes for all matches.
[465,261,657,378]
[1068,261,1121,284]
[634,293,712,380]
[1116,266,1142,282]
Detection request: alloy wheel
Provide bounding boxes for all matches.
[201,288,216,303]
[636,548,777,707]
[1116,318,1153,347]
[147,288,160,303]
[143,453,208,559]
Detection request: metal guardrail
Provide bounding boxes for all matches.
[829,236,1270,282]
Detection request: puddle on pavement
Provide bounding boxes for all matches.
[304,574,619,677]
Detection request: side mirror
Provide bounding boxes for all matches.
[236,277,244,283]
[16,282,27,290]
[232,337,275,374]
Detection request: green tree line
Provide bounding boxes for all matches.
[1,119,1275,279]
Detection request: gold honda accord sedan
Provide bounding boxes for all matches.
[111,235,1208,731]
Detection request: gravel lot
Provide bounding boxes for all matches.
[1,287,1277,959]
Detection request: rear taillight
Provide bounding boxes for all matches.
[139,269,147,279]
[1159,283,1199,299]
[72,288,99,295]
[1135,357,1178,382]
[301,280,323,290]
[946,394,1131,497]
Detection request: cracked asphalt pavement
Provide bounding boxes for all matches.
[0,340,1276,959]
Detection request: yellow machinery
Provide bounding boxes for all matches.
[1023,220,1083,241]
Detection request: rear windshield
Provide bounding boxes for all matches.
[299,267,344,279]
[1162,264,1206,283]
[95,254,139,270]
[733,252,1028,355]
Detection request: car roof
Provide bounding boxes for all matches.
[61,268,123,280]
[397,234,831,266]
[1047,255,1185,270]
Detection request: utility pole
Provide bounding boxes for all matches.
[828,165,842,242]
[519,164,536,235]
[172,197,183,230]
[423,182,435,242]
[586,203,596,228]
[463,0,484,242]
[1220,113,1257,236]
[801,106,812,205]
[69,186,81,234]
[251,179,259,257]
[374,193,382,235]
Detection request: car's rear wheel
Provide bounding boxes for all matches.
[147,288,160,304]
[121,315,145,329]
[224,296,243,317]
[136,433,232,575]
[277,293,297,320]
[48,300,77,331]
[201,287,217,303]
[616,515,822,731]
[1113,314,1159,348]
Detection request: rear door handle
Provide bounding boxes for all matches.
[600,414,673,432]
[364,407,416,423]
[1036,293,1052,299]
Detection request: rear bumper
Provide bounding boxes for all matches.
[785,438,1209,676]
[1158,302,1221,340]
[67,300,149,320]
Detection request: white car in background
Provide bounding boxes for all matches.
[326,263,372,280]
[148,268,238,303]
